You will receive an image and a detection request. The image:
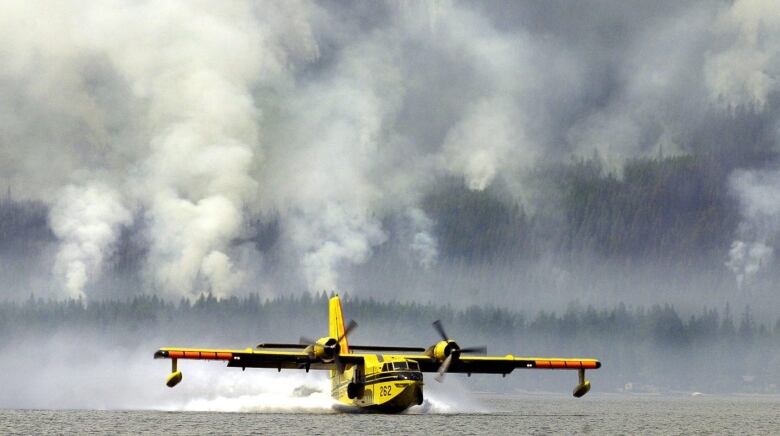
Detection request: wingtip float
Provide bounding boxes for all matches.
[154,295,601,413]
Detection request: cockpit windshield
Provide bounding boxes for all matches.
[382,361,420,372]
[377,360,423,381]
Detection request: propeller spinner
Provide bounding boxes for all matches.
[429,320,486,382]
[300,319,357,373]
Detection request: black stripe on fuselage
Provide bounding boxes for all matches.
[365,371,422,383]
[331,372,422,395]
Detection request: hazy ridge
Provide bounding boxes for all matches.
[2,293,777,395]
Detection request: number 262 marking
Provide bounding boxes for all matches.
[379,386,392,396]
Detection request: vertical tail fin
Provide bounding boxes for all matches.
[329,295,349,353]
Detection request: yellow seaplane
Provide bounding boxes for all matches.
[154,296,601,413]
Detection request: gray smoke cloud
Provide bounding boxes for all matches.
[0,0,779,303]
[406,208,438,269]
[715,2,780,289]
[726,169,780,288]
[705,0,780,108]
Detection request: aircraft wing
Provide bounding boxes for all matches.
[387,354,601,374]
[255,343,426,352]
[154,347,363,371]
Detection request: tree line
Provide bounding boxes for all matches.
[1,292,777,393]
[0,152,760,267]
[424,153,744,265]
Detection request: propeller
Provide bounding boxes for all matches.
[340,319,358,342]
[299,319,358,373]
[334,320,357,373]
[432,319,448,342]
[431,320,486,382]
[458,345,488,354]
[434,353,453,383]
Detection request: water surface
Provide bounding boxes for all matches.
[3,394,779,435]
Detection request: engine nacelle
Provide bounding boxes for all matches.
[306,337,339,361]
[427,340,459,361]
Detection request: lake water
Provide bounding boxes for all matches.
[2,394,779,435]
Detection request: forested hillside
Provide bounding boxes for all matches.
[1,153,750,270]
[421,153,747,264]
[2,293,778,394]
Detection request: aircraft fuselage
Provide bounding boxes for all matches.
[331,355,424,412]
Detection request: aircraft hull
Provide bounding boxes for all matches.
[370,381,423,413]
[340,380,423,413]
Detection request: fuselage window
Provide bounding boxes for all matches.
[393,361,408,371]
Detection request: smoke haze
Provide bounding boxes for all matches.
[1,0,779,318]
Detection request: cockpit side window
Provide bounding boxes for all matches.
[408,361,419,371]
[393,361,408,370]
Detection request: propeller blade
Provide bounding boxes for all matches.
[338,319,358,342]
[300,336,315,345]
[459,345,487,354]
[432,320,449,341]
[435,353,454,383]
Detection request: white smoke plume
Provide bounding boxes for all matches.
[443,98,529,191]
[80,1,292,298]
[725,240,773,289]
[49,184,132,298]
[407,208,438,269]
[726,168,780,288]
[0,1,318,298]
[259,36,397,291]
[705,0,780,108]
